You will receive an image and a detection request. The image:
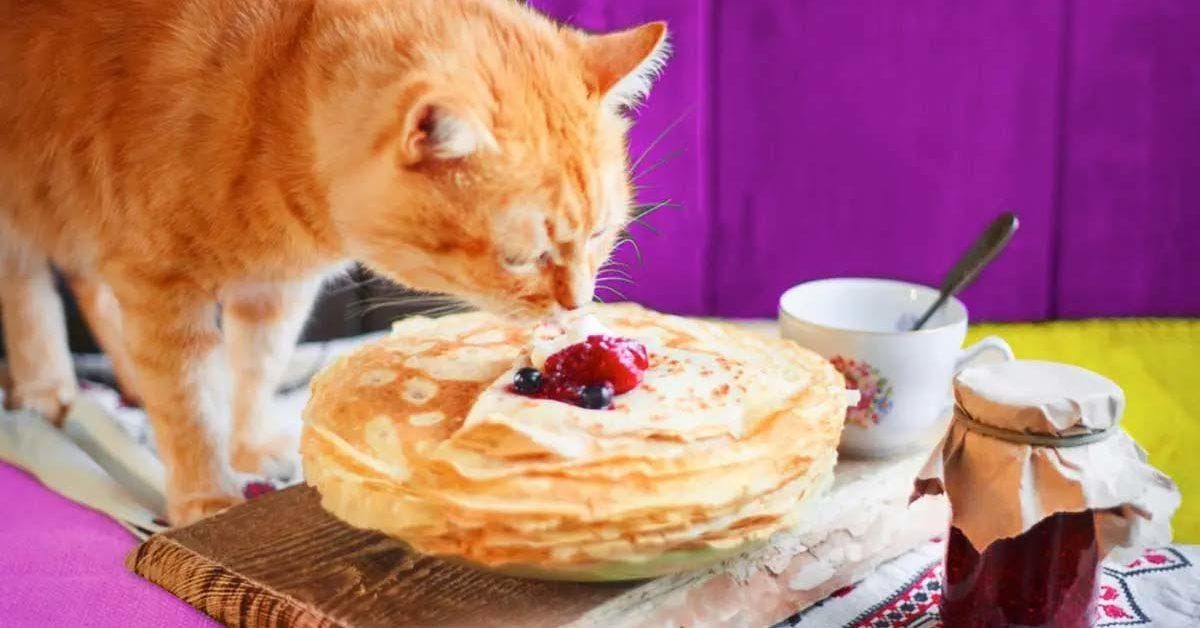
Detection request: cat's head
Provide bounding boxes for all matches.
[316,5,668,320]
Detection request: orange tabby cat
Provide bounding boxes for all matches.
[0,0,667,524]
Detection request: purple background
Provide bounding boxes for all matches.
[535,0,1200,321]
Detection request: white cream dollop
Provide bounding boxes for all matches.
[529,314,616,370]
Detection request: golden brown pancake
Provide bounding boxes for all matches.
[301,303,846,580]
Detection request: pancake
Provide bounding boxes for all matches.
[301,303,847,580]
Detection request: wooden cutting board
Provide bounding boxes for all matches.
[127,485,643,628]
[126,453,947,628]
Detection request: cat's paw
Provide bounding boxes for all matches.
[231,429,301,486]
[4,381,75,426]
[168,492,243,526]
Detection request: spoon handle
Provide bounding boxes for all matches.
[911,212,1019,331]
[911,292,953,333]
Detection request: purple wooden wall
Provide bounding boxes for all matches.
[534,0,1200,321]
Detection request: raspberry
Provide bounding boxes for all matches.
[242,481,276,499]
[509,335,648,408]
[538,376,582,403]
[508,371,580,403]
[543,335,648,394]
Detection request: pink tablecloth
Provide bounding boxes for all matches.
[0,462,212,628]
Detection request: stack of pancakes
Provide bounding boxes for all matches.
[301,304,847,579]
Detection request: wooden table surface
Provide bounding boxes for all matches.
[128,485,643,628]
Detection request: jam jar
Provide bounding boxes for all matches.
[942,510,1099,627]
[914,360,1181,628]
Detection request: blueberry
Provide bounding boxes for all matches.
[513,367,543,394]
[578,383,614,410]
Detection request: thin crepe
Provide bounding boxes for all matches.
[302,304,846,576]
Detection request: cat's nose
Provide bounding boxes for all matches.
[552,268,594,310]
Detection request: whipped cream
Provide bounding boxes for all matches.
[528,314,617,370]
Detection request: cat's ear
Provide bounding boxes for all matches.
[397,92,498,165]
[581,21,670,108]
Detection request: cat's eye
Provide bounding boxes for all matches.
[502,251,550,275]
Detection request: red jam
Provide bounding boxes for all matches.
[242,481,276,499]
[543,334,649,394]
[510,335,648,409]
[942,510,1099,627]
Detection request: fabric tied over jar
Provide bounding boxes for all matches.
[913,360,1180,627]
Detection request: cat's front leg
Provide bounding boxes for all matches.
[67,275,142,406]
[223,277,323,486]
[113,280,241,524]
[0,251,76,424]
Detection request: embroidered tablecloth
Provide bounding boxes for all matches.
[780,540,1199,627]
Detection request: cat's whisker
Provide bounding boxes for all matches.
[592,294,608,304]
[629,217,660,236]
[597,267,634,279]
[614,237,644,265]
[356,289,458,303]
[631,183,662,194]
[324,272,388,296]
[345,292,465,320]
[630,105,694,172]
[349,299,411,317]
[355,295,457,307]
[598,267,632,279]
[633,149,682,182]
[347,299,451,317]
[415,304,470,319]
[347,302,397,319]
[620,199,678,238]
[595,284,628,301]
[632,199,679,221]
[598,275,636,286]
[410,296,472,314]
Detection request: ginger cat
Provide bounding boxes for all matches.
[0,0,667,524]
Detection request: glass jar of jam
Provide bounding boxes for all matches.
[914,360,1181,628]
[943,510,1099,627]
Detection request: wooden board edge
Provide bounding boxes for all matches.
[126,533,338,628]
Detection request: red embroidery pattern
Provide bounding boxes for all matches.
[850,563,942,627]
[1113,547,1186,575]
[838,547,1191,628]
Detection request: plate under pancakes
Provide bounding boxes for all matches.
[301,304,847,580]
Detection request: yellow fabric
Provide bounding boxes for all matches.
[967,319,1199,543]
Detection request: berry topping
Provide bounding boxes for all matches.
[543,335,649,394]
[512,367,543,394]
[509,332,648,409]
[578,383,615,410]
[538,377,581,404]
[242,481,276,499]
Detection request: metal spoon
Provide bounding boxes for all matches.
[910,212,1019,331]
